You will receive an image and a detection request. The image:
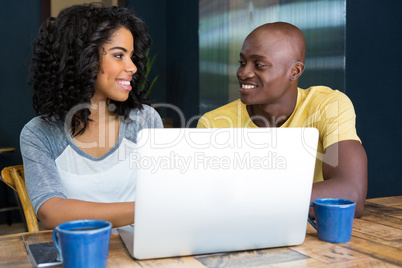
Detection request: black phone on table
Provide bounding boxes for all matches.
[25,242,62,267]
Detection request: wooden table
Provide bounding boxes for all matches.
[1,196,401,267]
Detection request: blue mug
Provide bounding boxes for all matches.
[52,219,112,268]
[308,198,356,243]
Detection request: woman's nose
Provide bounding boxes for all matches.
[125,58,137,74]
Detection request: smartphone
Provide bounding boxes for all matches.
[25,242,62,267]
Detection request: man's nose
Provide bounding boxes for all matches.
[237,66,254,79]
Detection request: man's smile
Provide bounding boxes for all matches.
[239,84,257,94]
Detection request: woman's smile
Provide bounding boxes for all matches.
[116,78,132,91]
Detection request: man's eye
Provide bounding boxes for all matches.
[238,61,245,66]
[256,63,265,68]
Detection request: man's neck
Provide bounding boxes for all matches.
[246,89,298,127]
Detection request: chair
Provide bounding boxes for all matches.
[1,165,39,232]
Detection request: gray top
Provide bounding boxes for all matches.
[20,105,163,214]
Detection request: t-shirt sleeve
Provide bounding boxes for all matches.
[20,120,67,215]
[196,115,209,128]
[319,92,361,149]
[131,104,164,129]
[149,105,164,128]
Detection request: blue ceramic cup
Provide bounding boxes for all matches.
[308,198,356,243]
[52,219,112,268]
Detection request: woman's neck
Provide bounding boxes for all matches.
[72,100,121,158]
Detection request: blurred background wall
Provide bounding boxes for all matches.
[199,0,348,113]
[0,0,400,224]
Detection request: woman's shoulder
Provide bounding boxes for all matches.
[128,104,156,115]
[20,116,70,160]
[126,104,162,125]
[21,116,65,141]
[23,116,61,131]
[121,105,163,142]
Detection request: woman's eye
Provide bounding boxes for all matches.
[115,54,123,59]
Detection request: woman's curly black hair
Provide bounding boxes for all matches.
[29,3,151,136]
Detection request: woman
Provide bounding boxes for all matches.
[21,4,163,229]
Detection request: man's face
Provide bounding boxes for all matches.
[237,31,295,106]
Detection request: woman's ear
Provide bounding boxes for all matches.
[290,61,305,81]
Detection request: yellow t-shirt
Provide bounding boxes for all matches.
[197,86,361,183]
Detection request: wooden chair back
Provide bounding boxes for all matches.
[1,165,39,232]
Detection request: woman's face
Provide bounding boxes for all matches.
[94,27,137,103]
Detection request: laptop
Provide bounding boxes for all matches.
[118,127,319,260]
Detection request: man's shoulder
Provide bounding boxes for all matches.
[198,99,244,128]
[300,86,352,106]
[203,99,243,117]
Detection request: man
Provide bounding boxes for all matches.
[197,22,367,217]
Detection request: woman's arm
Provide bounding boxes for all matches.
[38,197,135,229]
[21,118,135,229]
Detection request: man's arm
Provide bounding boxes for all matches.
[311,140,368,217]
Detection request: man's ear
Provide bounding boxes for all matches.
[290,61,305,81]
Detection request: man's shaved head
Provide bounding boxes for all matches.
[237,22,306,109]
[245,22,306,64]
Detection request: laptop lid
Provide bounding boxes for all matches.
[124,127,318,259]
